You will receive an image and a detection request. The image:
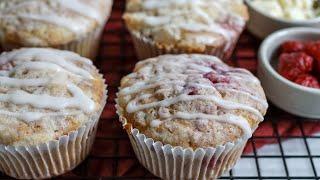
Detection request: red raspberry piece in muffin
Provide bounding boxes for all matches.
[294,74,320,89]
[187,86,199,95]
[281,41,305,53]
[305,41,320,74]
[204,72,230,84]
[278,52,314,81]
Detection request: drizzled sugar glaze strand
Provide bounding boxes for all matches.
[150,112,252,138]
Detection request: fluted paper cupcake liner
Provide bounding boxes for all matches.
[0,119,98,179]
[129,129,246,179]
[57,0,113,61]
[130,31,241,61]
[57,25,105,60]
[0,77,107,179]
[115,98,248,180]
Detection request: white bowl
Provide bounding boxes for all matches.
[258,27,320,119]
[245,0,320,39]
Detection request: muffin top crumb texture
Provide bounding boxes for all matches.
[123,0,249,52]
[117,54,267,149]
[0,0,113,47]
[0,48,106,146]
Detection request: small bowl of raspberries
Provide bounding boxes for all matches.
[259,27,320,118]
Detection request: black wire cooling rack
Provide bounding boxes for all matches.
[0,1,319,179]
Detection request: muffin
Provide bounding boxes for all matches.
[123,0,249,60]
[0,0,113,60]
[116,54,268,179]
[0,48,107,179]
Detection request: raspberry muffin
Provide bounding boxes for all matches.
[116,54,268,179]
[0,0,113,59]
[123,0,249,60]
[0,48,107,179]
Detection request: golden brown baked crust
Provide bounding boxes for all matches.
[0,0,113,47]
[117,54,267,149]
[123,0,249,53]
[0,48,106,146]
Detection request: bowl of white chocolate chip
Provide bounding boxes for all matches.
[245,0,320,39]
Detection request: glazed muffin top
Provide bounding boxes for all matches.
[117,54,268,149]
[123,0,249,52]
[0,0,113,47]
[0,48,106,146]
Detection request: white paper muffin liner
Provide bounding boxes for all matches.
[129,129,247,179]
[0,75,107,179]
[57,25,106,60]
[130,31,240,61]
[56,0,113,61]
[115,98,248,180]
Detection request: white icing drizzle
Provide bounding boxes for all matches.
[0,76,50,87]
[56,0,103,23]
[150,119,162,128]
[120,81,186,96]
[0,85,94,113]
[214,86,269,109]
[127,94,263,121]
[0,48,93,79]
[13,61,84,79]
[187,63,213,73]
[119,55,267,137]
[0,110,81,122]
[0,71,10,76]
[16,13,90,35]
[144,16,171,26]
[0,0,107,34]
[157,112,252,138]
[0,48,97,122]
[142,0,204,10]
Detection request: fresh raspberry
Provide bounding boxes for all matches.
[281,41,305,53]
[305,41,320,59]
[187,87,198,95]
[204,72,230,84]
[294,74,320,89]
[278,52,314,81]
[305,41,320,73]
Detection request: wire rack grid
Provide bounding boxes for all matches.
[0,1,320,179]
